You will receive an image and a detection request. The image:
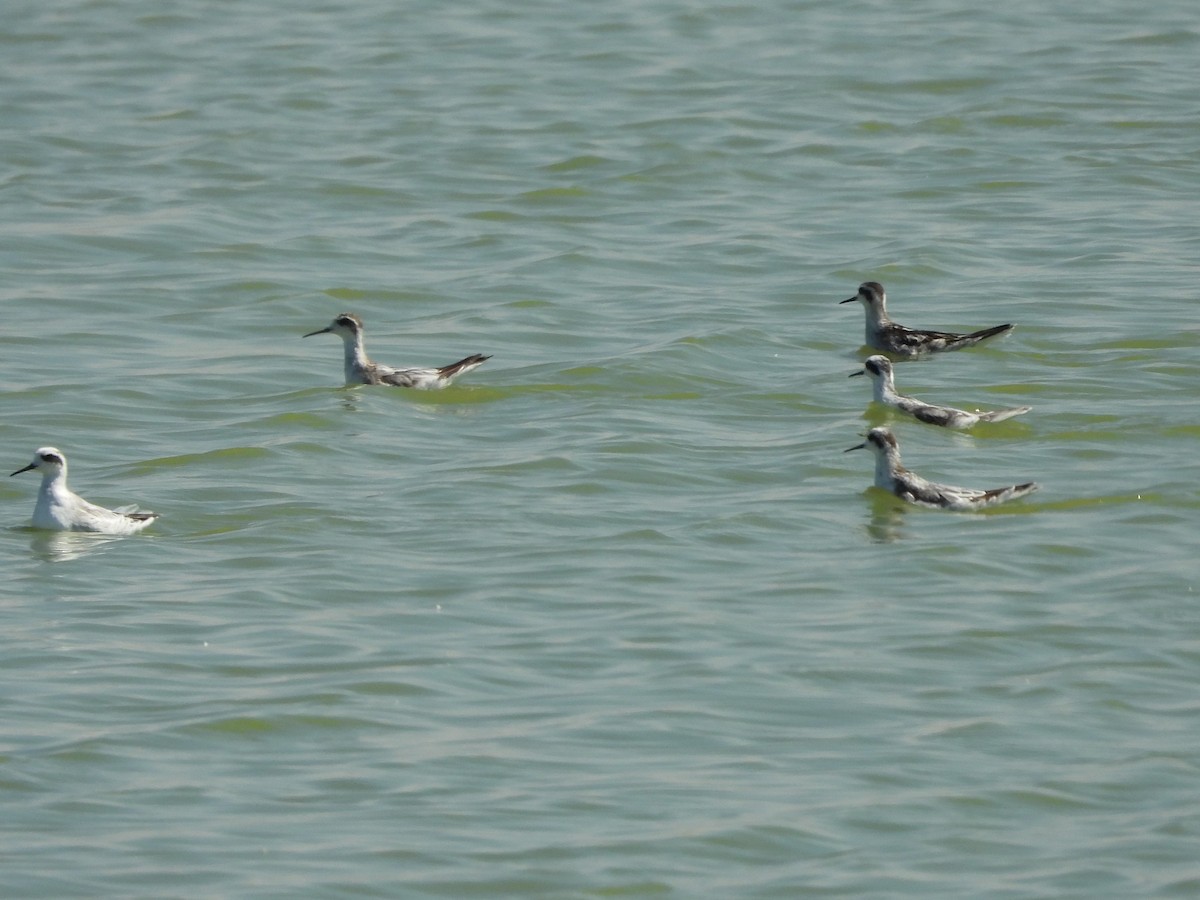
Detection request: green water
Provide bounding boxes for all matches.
[2,0,1198,896]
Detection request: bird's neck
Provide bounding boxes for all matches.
[864,302,890,329]
[873,377,898,404]
[342,335,371,380]
[40,470,69,497]
[35,472,71,519]
[874,451,900,489]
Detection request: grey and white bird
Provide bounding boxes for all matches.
[303,313,490,388]
[844,427,1038,510]
[840,281,1013,357]
[851,355,1031,429]
[10,447,159,534]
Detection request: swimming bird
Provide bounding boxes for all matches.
[851,355,1032,429]
[10,447,159,534]
[303,313,490,388]
[844,427,1038,510]
[840,281,1013,357]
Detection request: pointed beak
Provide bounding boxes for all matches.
[10,463,36,476]
[839,295,859,304]
[843,442,866,453]
[849,369,865,378]
[302,326,331,338]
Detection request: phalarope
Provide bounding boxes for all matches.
[851,355,1032,429]
[303,313,490,388]
[840,282,1013,357]
[844,427,1038,510]
[10,447,159,534]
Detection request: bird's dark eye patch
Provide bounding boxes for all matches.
[336,316,356,327]
[40,453,61,463]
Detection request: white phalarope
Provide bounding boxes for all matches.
[10,447,159,534]
[840,281,1013,357]
[851,355,1032,429]
[844,427,1038,510]
[303,313,490,388]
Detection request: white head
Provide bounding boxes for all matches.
[303,312,365,342]
[10,446,67,480]
[840,281,887,310]
[851,354,895,385]
[844,427,901,461]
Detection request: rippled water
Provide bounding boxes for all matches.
[3,0,1199,896]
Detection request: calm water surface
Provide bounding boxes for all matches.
[2,0,1199,897]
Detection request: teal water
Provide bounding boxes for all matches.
[2,0,1199,896]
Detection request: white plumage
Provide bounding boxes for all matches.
[303,312,490,389]
[845,427,1038,510]
[840,282,1014,358]
[852,355,1031,429]
[10,447,158,534]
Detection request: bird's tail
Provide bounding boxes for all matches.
[966,323,1014,343]
[981,481,1039,505]
[437,354,492,381]
[114,504,159,520]
[976,405,1032,424]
